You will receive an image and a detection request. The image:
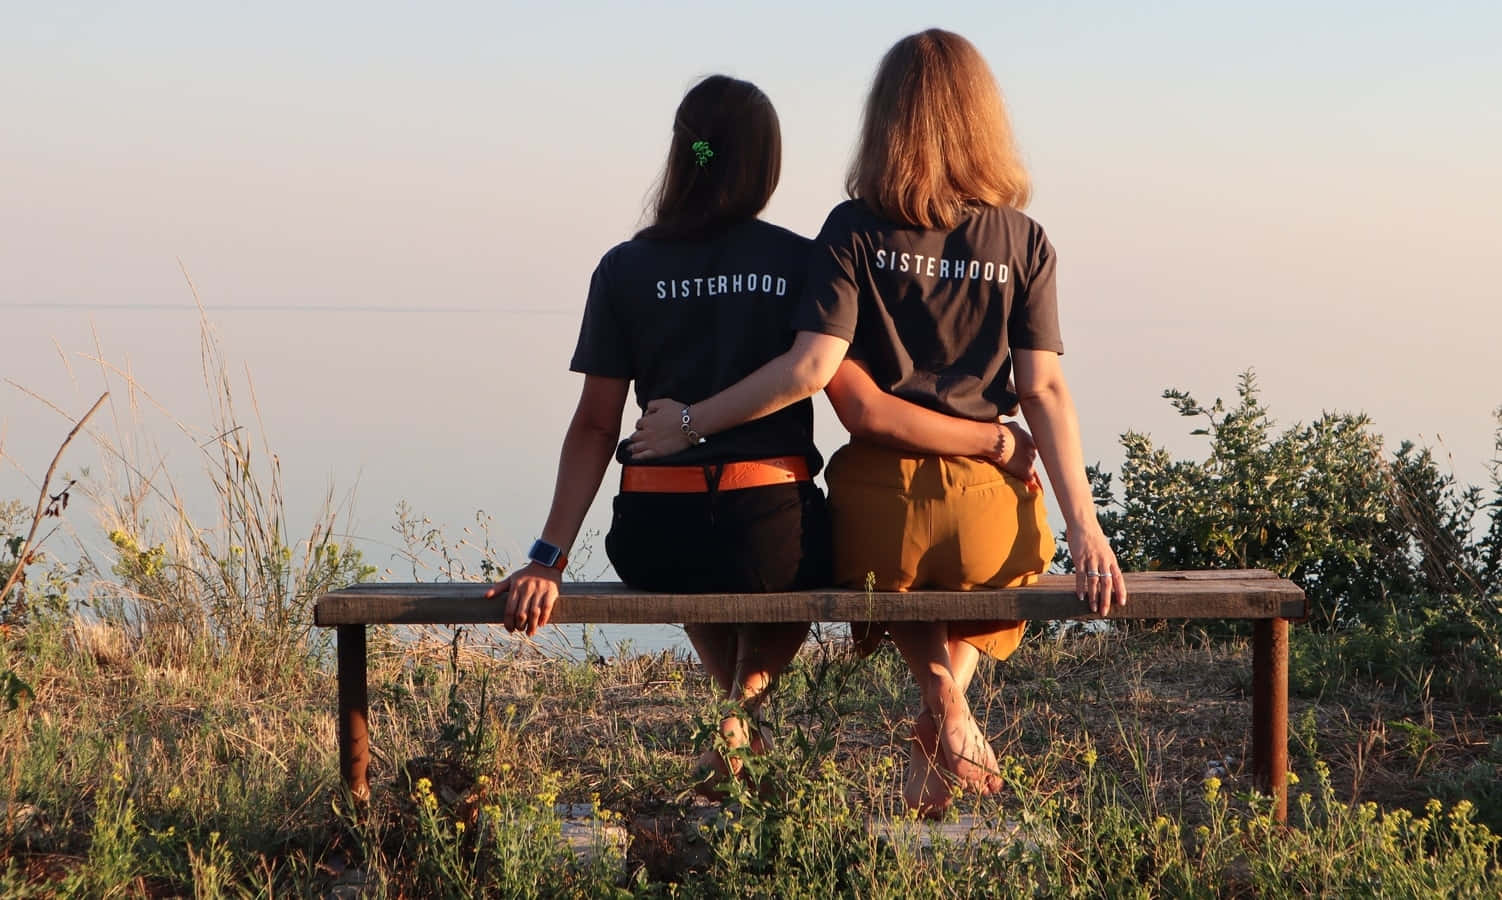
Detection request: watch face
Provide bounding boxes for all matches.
[528,539,562,568]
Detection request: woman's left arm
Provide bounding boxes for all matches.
[486,374,629,635]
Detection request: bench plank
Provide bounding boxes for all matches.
[314,570,1306,626]
[317,567,1301,822]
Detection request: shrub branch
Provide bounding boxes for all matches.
[0,391,108,615]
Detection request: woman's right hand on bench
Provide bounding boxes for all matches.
[485,563,561,637]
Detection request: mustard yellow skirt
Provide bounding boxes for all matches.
[826,439,1056,660]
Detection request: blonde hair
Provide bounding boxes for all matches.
[847,29,1030,229]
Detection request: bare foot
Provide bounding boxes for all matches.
[693,715,768,800]
[749,723,770,756]
[692,750,734,801]
[903,709,951,819]
[936,707,1002,795]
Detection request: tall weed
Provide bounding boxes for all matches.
[56,302,378,675]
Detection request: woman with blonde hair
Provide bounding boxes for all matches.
[630,30,1125,815]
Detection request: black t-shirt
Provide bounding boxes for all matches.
[794,200,1064,421]
[571,219,822,473]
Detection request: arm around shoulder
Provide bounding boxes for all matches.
[694,330,849,433]
[629,330,849,459]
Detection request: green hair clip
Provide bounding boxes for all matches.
[691,140,714,167]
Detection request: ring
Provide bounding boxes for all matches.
[1085,571,1103,577]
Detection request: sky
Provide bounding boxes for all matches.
[2,1,1500,591]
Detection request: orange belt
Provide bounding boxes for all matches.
[621,456,811,493]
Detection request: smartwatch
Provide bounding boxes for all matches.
[527,539,567,572]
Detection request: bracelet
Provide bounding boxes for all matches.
[680,407,703,445]
[990,418,1009,464]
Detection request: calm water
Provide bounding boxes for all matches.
[3,304,850,657]
[6,303,1498,656]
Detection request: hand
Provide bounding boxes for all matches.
[1000,421,1038,483]
[485,562,561,637]
[629,397,695,460]
[1067,524,1127,616]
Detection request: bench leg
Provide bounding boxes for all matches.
[1252,617,1289,824]
[337,624,370,804]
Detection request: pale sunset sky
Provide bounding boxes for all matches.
[2,1,1499,584]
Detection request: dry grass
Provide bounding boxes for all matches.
[2,307,1497,894]
[2,601,1500,895]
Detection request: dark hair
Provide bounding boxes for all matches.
[636,75,782,241]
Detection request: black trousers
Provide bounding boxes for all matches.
[606,479,831,594]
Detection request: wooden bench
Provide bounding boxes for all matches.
[314,568,1306,821]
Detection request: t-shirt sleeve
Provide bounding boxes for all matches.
[792,207,861,342]
[1008,226,1065,354]
[569,250,634,377]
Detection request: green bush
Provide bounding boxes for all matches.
[1084,371,1502,703]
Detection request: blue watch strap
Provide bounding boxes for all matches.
[527,539,565,570]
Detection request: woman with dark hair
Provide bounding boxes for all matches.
[486,75,820,796]
[630,33,1125,816]
[493,73,1040,798]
